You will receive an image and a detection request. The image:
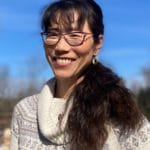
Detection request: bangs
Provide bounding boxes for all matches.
[42,2,87,32]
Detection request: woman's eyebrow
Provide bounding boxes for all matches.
[66,27,82,32]
[71,29,81,32]
[47,27,59,31]
[47,26,82,33]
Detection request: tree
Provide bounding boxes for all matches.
[17,55,47,97]
[137,66,150,120]
[142,67,150,88]
[0,65,10,98]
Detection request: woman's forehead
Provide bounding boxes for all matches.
[49,21,81,31]
[48,21,90,33]
[48,11,85,31]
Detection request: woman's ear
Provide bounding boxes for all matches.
[94,34,103,55]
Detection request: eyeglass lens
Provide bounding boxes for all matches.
[42,32,86,46]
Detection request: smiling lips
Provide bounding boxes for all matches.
[52,57,76,67]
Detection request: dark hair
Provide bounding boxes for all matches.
[67,63,143,150]
[41,0,104,43]
[41,0,143,149]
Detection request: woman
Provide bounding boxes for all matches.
[10,0,150,149]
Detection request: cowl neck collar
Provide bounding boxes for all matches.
[38,78,72,145]
[37,78,121,149]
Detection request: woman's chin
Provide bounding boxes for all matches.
[54,70,78,82]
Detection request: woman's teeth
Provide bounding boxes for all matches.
[55,58,73,64]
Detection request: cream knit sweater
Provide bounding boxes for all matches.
[10,78,150,150]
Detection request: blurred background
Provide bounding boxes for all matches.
[0,0,150,149]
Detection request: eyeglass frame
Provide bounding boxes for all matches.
[40,31,96,46]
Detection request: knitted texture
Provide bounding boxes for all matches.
[10,79,150,150]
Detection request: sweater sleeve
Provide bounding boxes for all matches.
[10,105,20,150]
[116,119,150,150]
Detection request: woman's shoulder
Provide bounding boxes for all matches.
[13,94,39,119]
[12,78,55,118]
[114,119,150,150]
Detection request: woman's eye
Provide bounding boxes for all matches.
[69,33,82,38]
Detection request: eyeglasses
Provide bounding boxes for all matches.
[41,31,94,46]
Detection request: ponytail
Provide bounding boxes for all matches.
[67,62,143,150]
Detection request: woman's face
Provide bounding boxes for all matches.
[44,18,103,81]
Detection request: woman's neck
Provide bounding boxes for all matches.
[55,79,74,99]
[55,77,84,99]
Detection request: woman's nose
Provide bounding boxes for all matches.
[55,36,71,52]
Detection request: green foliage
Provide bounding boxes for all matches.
[137,88,150,120]
[0,98,18,113]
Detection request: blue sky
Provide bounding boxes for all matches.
[0,0,150,86]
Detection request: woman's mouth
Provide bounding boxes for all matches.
[52,57,76,66]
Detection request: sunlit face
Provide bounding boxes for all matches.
[44,15,102,82]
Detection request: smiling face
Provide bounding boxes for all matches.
[44,14,102,82]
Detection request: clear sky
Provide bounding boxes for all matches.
[0,0,150,86]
